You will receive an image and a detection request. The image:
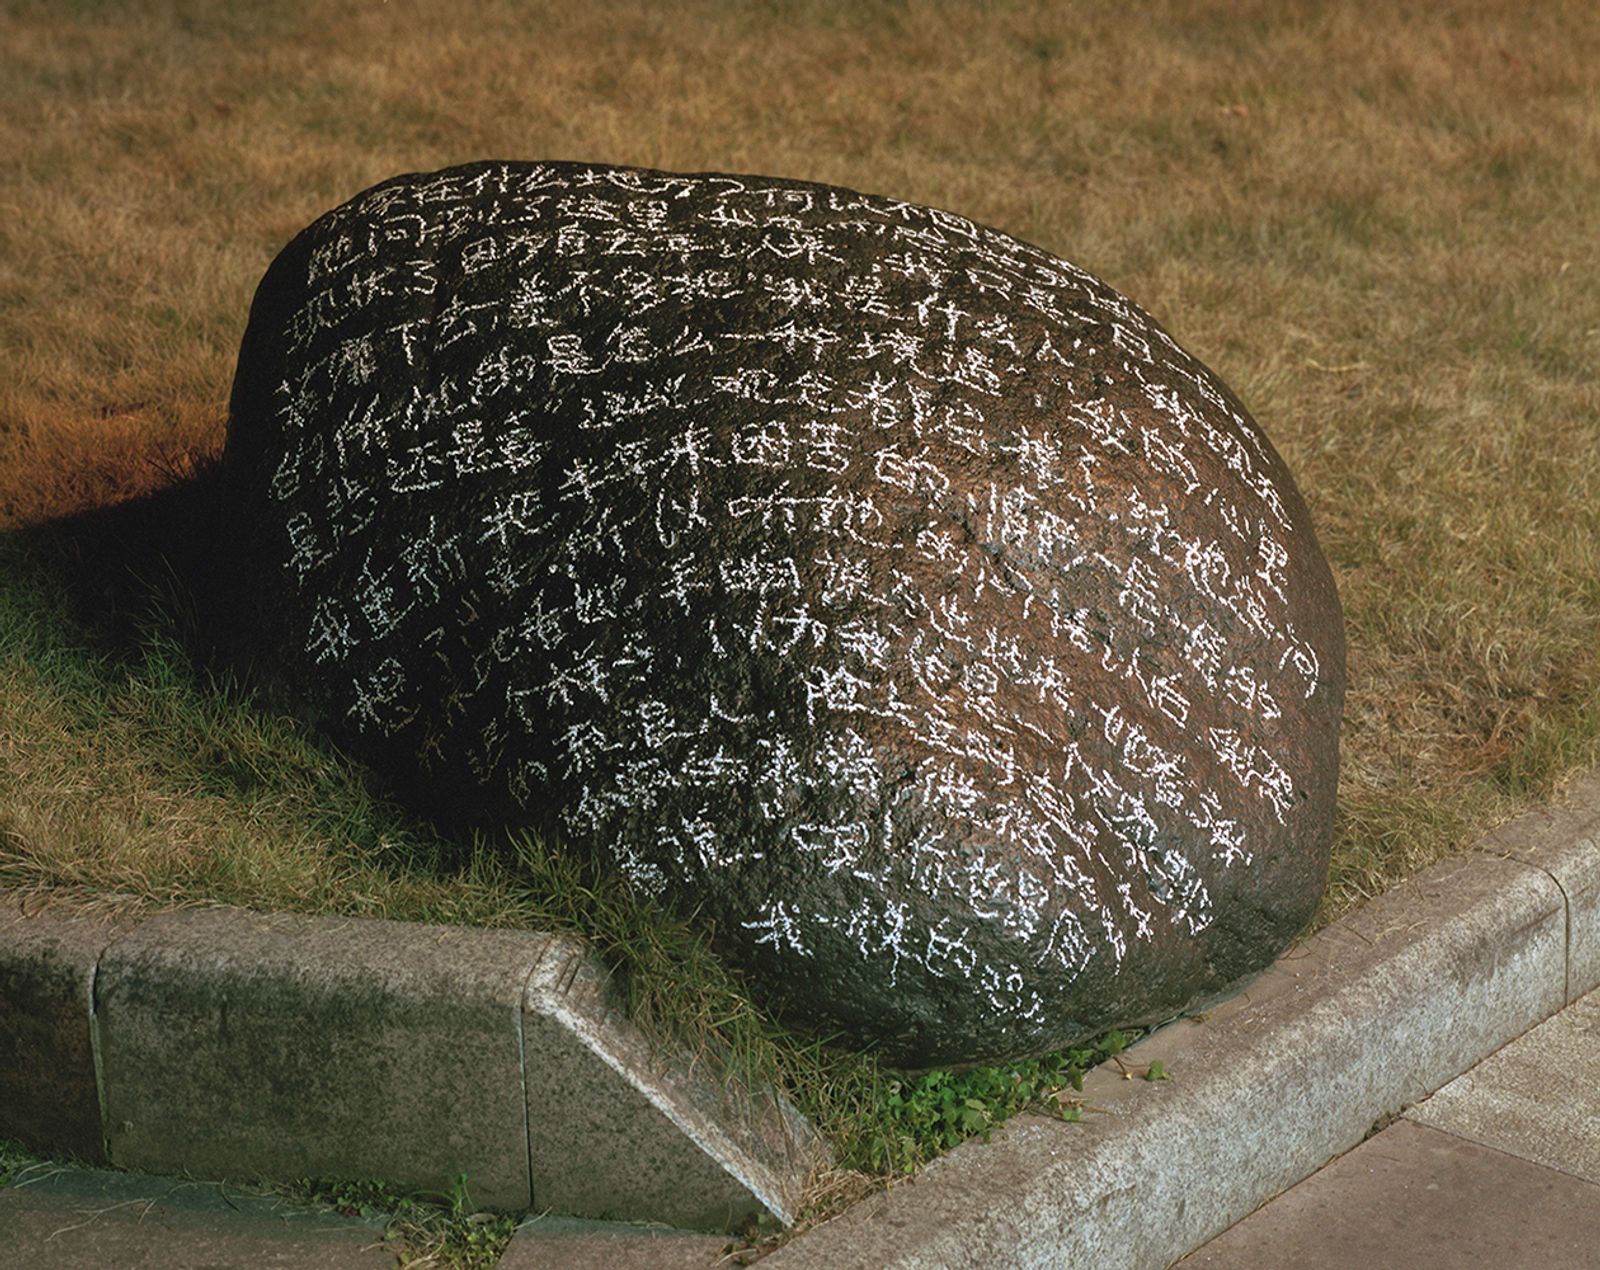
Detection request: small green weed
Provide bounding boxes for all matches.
[0,1138,38,1188]
[286,1172,517,1269]
[844,1034,1131,1176]
[291,1175,407,1221]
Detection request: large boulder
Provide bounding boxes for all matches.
[222,161,1345,1069]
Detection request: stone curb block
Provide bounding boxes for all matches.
[7,776,1596,1256]
[1471,770,1600,1002]
[0,902,820,1231]
[0,904,129,1164]
[522,940,817,1231]
[1405,986,1600,1186]
[96,909,549,1211]
[768,833,1576,1267]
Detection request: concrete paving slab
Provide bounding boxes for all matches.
[765,848,1569,1269]
[1475,769,1600,1002]
[95,908,554,1209]
[1178,1119,1600,1269]
[0,1162,393,1268]
[498,1214,729,1268]
[522,939,825,1231]
[0,900,131,1163]
[1407,986,1600,1184]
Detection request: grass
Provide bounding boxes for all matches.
[3,0,1600,1213]
[283,1173,518,1269]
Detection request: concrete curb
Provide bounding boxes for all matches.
[4,772,1597,1263]
[767,771,1600,1268]
[0,904,822,1233]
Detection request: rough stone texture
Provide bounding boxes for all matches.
[499,1216,729,1270]
[0,900,129,1163]
[1475,768,1600,1003]
[224,160,1346,1067]
[0,1165,394,1269]
[1407,986,1600,1185]
[89,904,814,1227]
[96,908,552,1209]
[523,939,824,1230]
[764,848,1568,1269]
[1178,1121,1600,1269]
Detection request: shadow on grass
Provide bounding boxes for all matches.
[1,468,848,1083]
[8,460,232,668]
[1,459,1142,1186]
[8,461,490,832]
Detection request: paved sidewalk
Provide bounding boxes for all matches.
[0,1165,738,1269]
[496,1214,728,1268]
[0,1164,394,1268]
[1180,986,1600,1268]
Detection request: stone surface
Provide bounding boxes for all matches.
[1475,768,1600,1002]
[522,939,824,1230]
[1178,1121,1600,1269]
[764,847,1568,1268]
[95,907,553,1209]
[0,1164,393,1269]
[89,904,815,1228]
[1407,985,1600,1184]
[0,900,129,1163]
[499,1215,729,1269]
[223,159,1346,1067]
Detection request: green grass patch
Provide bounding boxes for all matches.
[284,1173,517,1269]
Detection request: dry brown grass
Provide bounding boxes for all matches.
[2,1,1598,962]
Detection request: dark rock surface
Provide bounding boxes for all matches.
[223,160,1345,1068]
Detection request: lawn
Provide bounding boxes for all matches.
[2,0,1598,1212]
